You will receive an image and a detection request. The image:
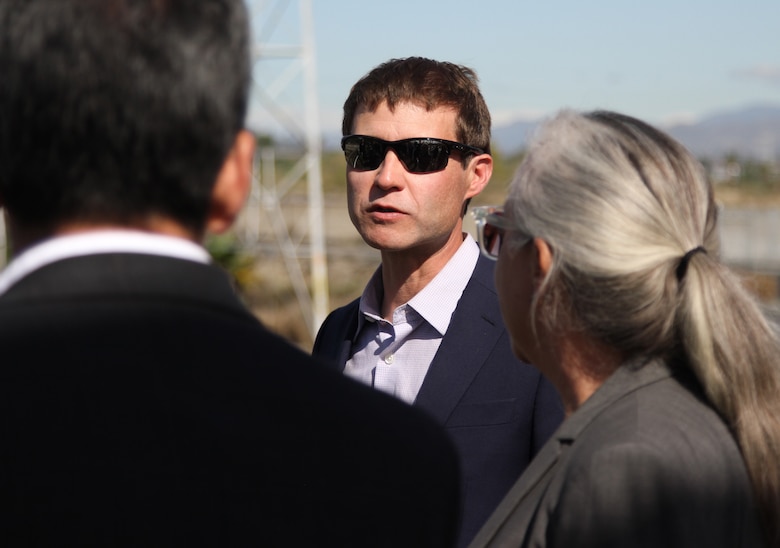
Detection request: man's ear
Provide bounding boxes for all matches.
[464,153,493,200]
[206,130,255,235]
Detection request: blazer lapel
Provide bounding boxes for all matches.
[469,357,676,547]
[326,300,361,371]
[469,438,564,547]
[414,257,504,424]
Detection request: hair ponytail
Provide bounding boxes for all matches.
[678,251,780,544]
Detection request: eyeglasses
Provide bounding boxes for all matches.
[472,205,530,260]
[341,134,485,174]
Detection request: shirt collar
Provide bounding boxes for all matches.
[410,234,479,335]
[354,233,480,337]
[0,230,210,296]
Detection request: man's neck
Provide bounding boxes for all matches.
[57,217,199,242]
[379,232,466,320]
[6,215,200,257]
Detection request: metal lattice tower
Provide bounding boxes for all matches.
[240,0,329,341]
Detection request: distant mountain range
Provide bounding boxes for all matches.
[492,104,780,161]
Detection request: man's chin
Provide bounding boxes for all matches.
[357,228,412,252]
[363,239,409,252]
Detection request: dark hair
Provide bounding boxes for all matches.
[0,0,252,236]
[342,57,492,157]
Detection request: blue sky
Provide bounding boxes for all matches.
[246,0,780,136]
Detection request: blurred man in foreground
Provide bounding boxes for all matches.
[0,2,459,545]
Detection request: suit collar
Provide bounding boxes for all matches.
[0,231,209,296]
[469,357,674,547]
[555,357,671,441]
[469,433,564,547]
[413,256,504,423]
[0,253,248,317]
[518,357,672,485]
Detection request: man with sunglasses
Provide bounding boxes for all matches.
[313,57,564,547]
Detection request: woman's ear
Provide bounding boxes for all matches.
[533,237,553,286]
[206,130,255,235]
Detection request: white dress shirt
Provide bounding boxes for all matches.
[0,230,210,296]
[344,234,480,404]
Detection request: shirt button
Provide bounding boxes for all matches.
[384,354,394,364]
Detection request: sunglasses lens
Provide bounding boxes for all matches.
[397,140,451,173]
[343,137,385,170]
[342,136,457,173]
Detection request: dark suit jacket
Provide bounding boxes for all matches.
[470,358,765,548]
[0,252,460,547]
[313,255,564,546]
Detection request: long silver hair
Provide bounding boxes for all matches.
[507,109,780,543]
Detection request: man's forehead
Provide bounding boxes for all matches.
[352,101,459,135]
[357,99,458,116]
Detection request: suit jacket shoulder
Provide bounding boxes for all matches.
[0,253,460,547]
[471,359,764,548]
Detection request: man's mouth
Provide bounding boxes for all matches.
[368,204,400,213]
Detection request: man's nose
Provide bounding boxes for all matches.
[374,149,406,189]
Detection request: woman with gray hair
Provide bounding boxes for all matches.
[469,110,779,547]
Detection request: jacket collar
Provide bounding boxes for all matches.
[413,256,504,423]
[470,357,674,546]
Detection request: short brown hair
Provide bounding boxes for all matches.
[342,57,491,154]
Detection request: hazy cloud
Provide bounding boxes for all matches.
[733,64,780,86]
[491,108,549,125]
[660,111,700,127]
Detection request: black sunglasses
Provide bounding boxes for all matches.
[341,134,485,174]
[472,205,530,260]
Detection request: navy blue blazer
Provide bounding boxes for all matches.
[313,254,564,546]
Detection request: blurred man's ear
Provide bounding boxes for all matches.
[206,130,255,235]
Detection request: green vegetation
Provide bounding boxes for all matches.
[321,149,347,192]
[703,153,780,206]
[204,233,256,290]
[262,137,779,205]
